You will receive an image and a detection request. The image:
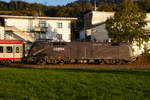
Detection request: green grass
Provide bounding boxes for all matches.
[0,68,150,100]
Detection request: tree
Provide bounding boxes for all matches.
[97,2,115,11]
[106,0,149,46]
[138,0,150,12]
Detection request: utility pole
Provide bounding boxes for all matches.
[94,0,96,11]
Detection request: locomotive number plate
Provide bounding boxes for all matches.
[53,47,65,51]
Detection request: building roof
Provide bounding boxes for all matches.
[0,15,77,21]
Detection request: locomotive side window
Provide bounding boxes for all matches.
[7,46,12,53]
[0,46,3,53]
[16,47,19,53]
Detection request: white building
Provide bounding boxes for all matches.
[0,27,4,40]
[80,11,114,42]
[81,11,150,56]
[0,15,77,42]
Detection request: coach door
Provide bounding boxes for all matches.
[5,46,13,59]
[14,46,22,59]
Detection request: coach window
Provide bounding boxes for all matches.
[0,46,3,53]
[7,46,12,53]
[16,47,19,53]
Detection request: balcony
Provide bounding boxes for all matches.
[32,26,48,33]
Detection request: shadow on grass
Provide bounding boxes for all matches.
[0,64,34,69]
[1,64,150,76]
[49,68,150,76]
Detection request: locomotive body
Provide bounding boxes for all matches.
[27,40,135,64]
[0,40,24,63]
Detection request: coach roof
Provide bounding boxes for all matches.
[0,40,23,44]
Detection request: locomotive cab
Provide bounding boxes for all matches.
[26,40,66,64]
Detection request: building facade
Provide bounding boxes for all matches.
[81,11,150,56]
[0,27,4,40]
[0,15,77,42]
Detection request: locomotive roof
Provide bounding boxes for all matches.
[0,40,23,44]
[33,39,130,46]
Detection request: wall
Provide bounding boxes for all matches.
[4,18,72,42]
[91,24,109,42]
[46,20,71,42]
[0,27,4,39]
[91,11,114,25]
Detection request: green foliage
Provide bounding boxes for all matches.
[143,44,150,54]
[97,2,116,11]
[89,0,123,5]
[138,0,150,12]
[0,68,150,100]
[136,54,150,64]
[106,0,149,45]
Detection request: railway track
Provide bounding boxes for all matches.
[1,63,150,70]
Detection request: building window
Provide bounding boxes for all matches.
[57,22,63,28]
[5,21,7,26]
[7,46,12,53]
[56,34,62,40]
[68,23,71,28]
[39,21,47,27]
[0,46,3,53]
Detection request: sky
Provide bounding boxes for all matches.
[0,0,77,6]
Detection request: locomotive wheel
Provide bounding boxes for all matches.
[59,60,64,65]
[116,60,126,64]
[116,60,122,64]
[100,60,105,64]
[88,59,95,64]
[37,59,46,65]
[53,60,58,64]
[26,57,34,64]
[120,60,127,64]
[94,60,100,64]
[111,60,116,64]
[70,59,76,64]
[104,59,109,64]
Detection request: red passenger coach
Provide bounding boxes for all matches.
[0,40,24,63]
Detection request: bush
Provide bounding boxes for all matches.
[135,53,150,64]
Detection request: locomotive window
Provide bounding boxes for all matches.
[16,47,19,53]
[0,46,3,53]
[53,42,66,45]
[7,46,12,53]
